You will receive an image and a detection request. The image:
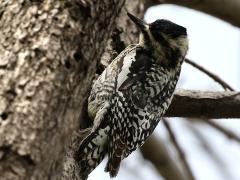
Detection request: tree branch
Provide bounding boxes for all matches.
[163,119,195,180]
[147,0,240,27]
[141,135,188,180]
[166,90,240,118]
[185,59,235,91]
[203,120,240,143]
[187,123,235,180]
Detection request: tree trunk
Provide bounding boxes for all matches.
[0,0,145,179]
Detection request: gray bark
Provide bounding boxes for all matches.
[166,90,240,119]
[0,0,130,179]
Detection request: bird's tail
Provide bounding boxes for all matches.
[105,139,126,177]
[76,129,108,179]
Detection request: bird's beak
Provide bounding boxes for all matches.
[127,13,148,32]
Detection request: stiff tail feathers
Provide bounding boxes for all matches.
[105,139,126,177]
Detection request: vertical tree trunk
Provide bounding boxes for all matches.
[0,0,144,179]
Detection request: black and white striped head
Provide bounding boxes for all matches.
[127,13,188,68]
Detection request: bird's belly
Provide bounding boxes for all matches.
[117,87,175,152]
[114,92,158,153]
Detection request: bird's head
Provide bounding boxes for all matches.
[127,13,188,68]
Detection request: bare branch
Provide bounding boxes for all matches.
[141,135,188,180]
[166,90,240,119]
[147,0,240,27]
[203,120,240,143]
[162,119,195,180]
[185,59,235,91]
[187,123,235,180]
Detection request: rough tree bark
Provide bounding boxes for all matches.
[166,90,240,118]
[0,0,134,179]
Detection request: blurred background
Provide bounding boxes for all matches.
[89,5,240,180]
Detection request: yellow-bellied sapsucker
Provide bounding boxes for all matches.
[77,13,188,178]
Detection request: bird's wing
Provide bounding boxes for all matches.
[118,49,172,110]
[117,47,152,92]
[88,45,138,122]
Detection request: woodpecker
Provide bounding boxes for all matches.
[77,13,188,179]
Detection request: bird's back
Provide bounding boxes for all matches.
[88,44,138,120]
